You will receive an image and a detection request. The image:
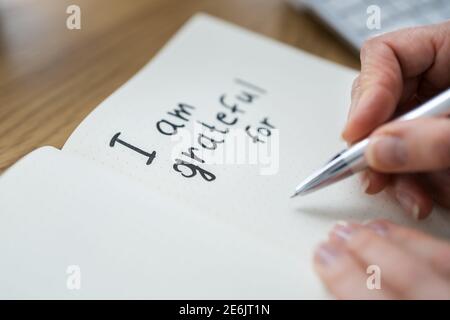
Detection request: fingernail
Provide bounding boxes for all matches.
[344,91,369,132]
[365,220,389,236]
[342,101,358,140]
[368,136,407,168]
[359,172,370,193]
[396,191,421,220]
[347,99,357,120]
[347,85,362,121]
[331,223,356,241]
[315,243,340,266]
[336,220,349,227]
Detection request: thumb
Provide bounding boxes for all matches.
[366,118,450,172]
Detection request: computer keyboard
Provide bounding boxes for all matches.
[288,0,450,50]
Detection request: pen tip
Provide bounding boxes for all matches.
[290,192,298,199]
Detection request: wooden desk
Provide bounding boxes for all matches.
[0,0,359,173]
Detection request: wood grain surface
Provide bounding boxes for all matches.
[0,0,359,173]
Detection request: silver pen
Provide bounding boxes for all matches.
[291,87,450,198]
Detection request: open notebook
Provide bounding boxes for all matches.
[0,13,449,299]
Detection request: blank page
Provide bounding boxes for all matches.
[0,147,311,298]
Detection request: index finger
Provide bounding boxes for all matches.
[342,23,450,143]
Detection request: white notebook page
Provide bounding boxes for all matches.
[0,147,308,298]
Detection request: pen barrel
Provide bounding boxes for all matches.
[399,87,450,121]
[293,88,450,197]
[345,88,450,174]
[342,139,368,173]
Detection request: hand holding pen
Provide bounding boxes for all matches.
[295,22,450,221]
[341,24,450,220]
[313,21,450,301]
